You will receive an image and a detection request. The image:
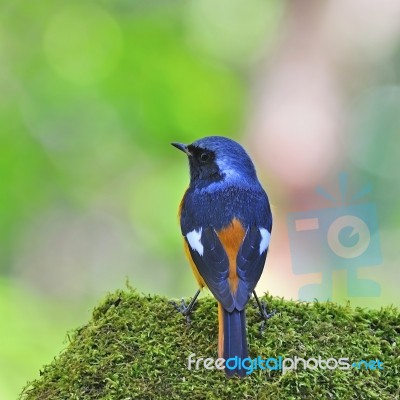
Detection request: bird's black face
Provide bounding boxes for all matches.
[187,144,222,184]
[172,136,258,189]
[171,142,223,186]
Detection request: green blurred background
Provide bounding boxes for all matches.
[1,0,400,398]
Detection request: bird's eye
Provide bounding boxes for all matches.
[199,152,210,162]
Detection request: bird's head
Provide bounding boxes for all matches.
[171,136,258,188]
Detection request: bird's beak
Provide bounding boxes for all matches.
[171,142,190,155]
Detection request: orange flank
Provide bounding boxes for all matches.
[183,240,206,288]
[218,303,224,358]
[216,218,246,294]
[180,191,206,287]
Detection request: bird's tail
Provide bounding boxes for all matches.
[218,303,248,378]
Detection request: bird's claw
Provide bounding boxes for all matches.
[253,300,276,334]
[170,298,193,325]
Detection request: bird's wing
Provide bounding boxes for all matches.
[184,227,235,312]
[184,224,271,312]
[234,226,270,310]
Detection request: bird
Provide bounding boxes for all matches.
[172,136,273,377]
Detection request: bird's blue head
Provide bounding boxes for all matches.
[172,136,258,189]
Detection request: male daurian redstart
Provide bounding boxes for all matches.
[172,136,272,377]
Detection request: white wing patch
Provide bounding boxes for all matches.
[259,228,271,255]
[186,228,204,256]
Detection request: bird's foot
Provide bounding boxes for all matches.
[253,298,276,334]
[170,298,195,325]
[170,289,200,325]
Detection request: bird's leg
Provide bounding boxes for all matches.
[253,291,276,333]
[170,289,201,324]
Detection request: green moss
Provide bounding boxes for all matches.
[20,290,400,400]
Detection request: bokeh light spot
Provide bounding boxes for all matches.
[44,5,123,85]
[184,0,283,65]
[347,86,400,180]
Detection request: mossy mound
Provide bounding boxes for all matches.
[20,290,399,399]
